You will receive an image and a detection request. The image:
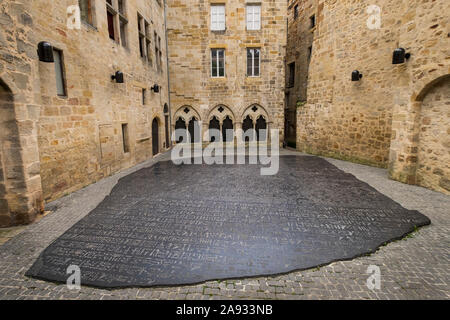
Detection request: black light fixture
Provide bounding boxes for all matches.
[392,48,411,64]
[37,41,54,63]
[151,84,160,93]
[111,71,124,83]
[352,70,363,81]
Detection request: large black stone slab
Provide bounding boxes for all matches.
[27,156,430,288]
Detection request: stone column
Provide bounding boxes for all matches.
[235,122,243,144]
[202,122,209,143]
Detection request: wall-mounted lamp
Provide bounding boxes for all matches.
[151,84,160,93]
[111,71,124,83]
[37,41,54,63]
[351,70,363,81]
[392,48,411,64]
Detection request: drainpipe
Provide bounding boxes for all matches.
[163,0,172,148]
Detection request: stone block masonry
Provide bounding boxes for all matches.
[0,0,170,227]
[166,0,287,145]
[292,0,449,194]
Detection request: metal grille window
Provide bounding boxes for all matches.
[246,4,261,30]
[247,48,260,77]
[211,4,225,31]
[211,49,225,78]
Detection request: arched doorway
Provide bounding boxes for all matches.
[242,115,254,142]
[152,118,160,156]
[255,116,267,142]
[175,117,187,143]
[222,116,234,142]
[416,76,450,194]
[188,117,201,143]
[0,79,31,227]
[209,116,220,142]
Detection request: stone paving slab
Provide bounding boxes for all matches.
[0,150,449,299]
[26,156,429,288]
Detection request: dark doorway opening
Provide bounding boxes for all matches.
[222,116,234,142]
[152,118,159,156]
[256,116,267,142]
[242,115,254,142]
[209,116,220,142]
[188,117,200,143]
[164,115,170,148]
[175,117,186,143]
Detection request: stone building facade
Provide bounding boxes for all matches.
[290,0,449,194]
[166,0,287,145]
[285,0,316,147]
[0,0,170,227]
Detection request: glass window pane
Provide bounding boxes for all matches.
[54,50,66,96]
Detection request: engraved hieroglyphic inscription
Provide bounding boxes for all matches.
[27,156,430,288]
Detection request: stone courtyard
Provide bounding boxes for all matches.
[0,149,448,300]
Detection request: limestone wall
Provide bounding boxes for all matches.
[285,0,317,146]
[296,0,449,193]
[1,0,170,227]
[33,0,170,202]
[166,0,287,144]
[0,1,43,226]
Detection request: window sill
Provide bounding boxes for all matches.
[81,21,98,31]
[245,76,261,80]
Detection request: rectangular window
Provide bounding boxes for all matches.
[107,9,115,40]
[118,1,127,47]
[211,4,225,31]
[155,33,162,71]
[211,49,225,77]
[142,88,146,105]
[138,14,152,65]
[119,17,128,47]
[122,123,130,153]
[308,46,312,61]
[145,21,152,65]
[288,62,295,87]
[118,0,125,15]
[79,0,94,25]
[294,5,298,20]
[107,0,127,46]
[310,15,316,29]
[246,4,261,30]
[138,14,145,57]
[247,48,260,77]
[53,49,67,96]
[158,36,162,70]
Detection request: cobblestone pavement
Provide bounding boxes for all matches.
[0,150,448,300]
